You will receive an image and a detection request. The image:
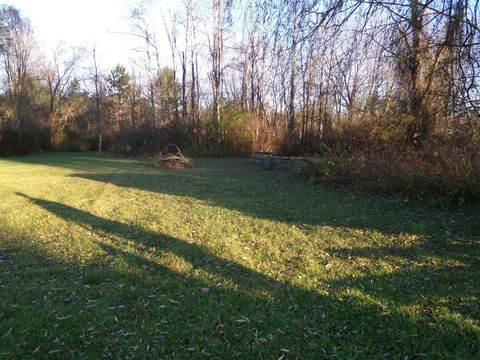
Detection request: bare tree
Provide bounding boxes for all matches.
[43,45,83,145]
[91,46,103,155]
[0,5,35,129]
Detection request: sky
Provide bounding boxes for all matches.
[3,0,180,70]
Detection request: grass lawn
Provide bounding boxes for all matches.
[0,153,479,359]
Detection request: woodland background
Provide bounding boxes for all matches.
[0,0,479,202]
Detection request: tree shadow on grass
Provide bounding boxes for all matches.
[5,153,479,239]
[327,235,480,321]
[3,193,478,358]
[70,160,480,241]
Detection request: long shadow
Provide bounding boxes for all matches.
[5,153,479,240]
[15,193,295,300]
[70,160,480,240]
[3,193,478,358]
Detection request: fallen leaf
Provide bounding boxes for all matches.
[256,337,269,345]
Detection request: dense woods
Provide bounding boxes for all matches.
[0,0,479,201]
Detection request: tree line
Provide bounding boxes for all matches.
[0,0,479,157]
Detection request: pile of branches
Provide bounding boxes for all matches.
[153,144,193,169]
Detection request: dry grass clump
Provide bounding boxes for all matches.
[153,144,193,169]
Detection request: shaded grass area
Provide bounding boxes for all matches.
[0,153,479,359]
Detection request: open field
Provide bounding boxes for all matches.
[0,153,479,359]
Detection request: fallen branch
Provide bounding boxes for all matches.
[153,144,193,169]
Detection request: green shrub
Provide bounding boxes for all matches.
[221,106,253,156]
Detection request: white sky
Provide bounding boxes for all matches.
[3,0,181,70]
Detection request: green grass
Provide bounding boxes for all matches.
[0,153,479,359]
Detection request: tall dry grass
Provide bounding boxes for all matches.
[301,122,480,204]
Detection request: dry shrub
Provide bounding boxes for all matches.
[302,143,480,204]
[220,109,284,156]
[248,115,284,154]
[153,144,193,169]
[363,145,479,200]
[327,117,408,152]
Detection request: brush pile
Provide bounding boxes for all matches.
[154,144,193,169]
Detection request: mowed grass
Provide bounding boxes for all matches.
[0,153,479,359]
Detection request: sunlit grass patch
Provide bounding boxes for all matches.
[0,153,479,358]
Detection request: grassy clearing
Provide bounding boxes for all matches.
[0,153,479,359]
